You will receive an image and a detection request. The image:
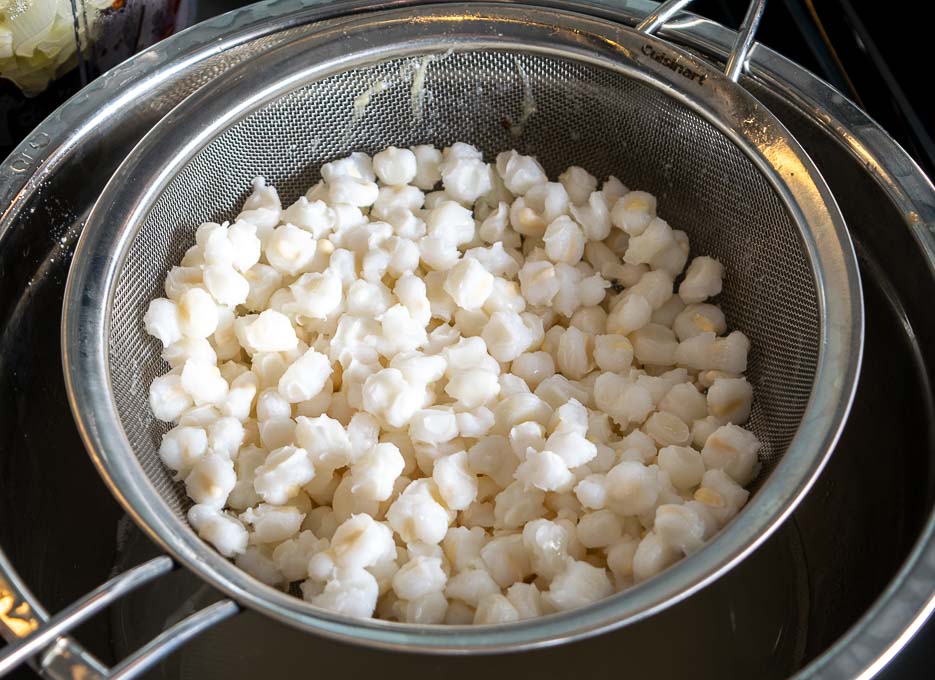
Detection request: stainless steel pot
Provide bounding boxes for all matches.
[1,1,932,678]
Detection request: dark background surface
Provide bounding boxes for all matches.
[2,0,933,677]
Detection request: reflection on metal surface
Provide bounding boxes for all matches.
[0,590,38,638]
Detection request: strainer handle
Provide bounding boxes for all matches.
[0,555,239,679]
[637,0,768,82]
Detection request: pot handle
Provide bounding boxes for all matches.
[0,555,239,679]
[637,0,769,82]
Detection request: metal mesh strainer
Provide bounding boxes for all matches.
[54,0,861,659]
[111,47,818,516]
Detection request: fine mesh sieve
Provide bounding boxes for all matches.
[112,47,818,517]
[56,0,861,658]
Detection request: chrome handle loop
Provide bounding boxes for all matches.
[637,0,768,81]
[0,555,238,679]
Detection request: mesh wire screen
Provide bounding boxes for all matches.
[108,50,820,517]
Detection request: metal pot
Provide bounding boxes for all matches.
[1,1,932,678]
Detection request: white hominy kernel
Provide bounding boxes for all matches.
[480,534,532,587]
[361,368,423,429]
[474,594,520,624]
[545,431,597,469]
[372,146,417,186]
[240,503,304,545]
[630,324,679,366]
[606,535,639,585]
[543,215,586,265]
[657,445,705,492]
[593,373,653,427]
[243,264,283,313]
[658,383,707,426]
[144,298,183,347]
[330,514,396,570]
[411,145,443,190]
[655,503,710,555]
[643,411,691,447]
[673,303,727,341]
[466,436,516,488]
[442,526,487,573]
[515,450,575,492]
[481,311,535,363]
[627,270,675,310]
[623,217,675,266]
[568,306,605,337]
[272,531,325,582]
[400,592,449,624]
[445,369,500,410]
[632,531,680,582]
[393,556,448,600]
[695,469,749,526]
[244,310,297,353]
[679,256,725,304]
[250,352,287,391]
[610,190,656,236]
[542,558,612,611]
[276,348,331,404]
[419,235,461,271]
[559,166,598,205]
[605,461,660,515]
[386,479,452,545]
[311,568,380,618]
[606,294,652,336]
[208,417,245,458]
[508,421,546,460]
[555,326,594,380]
[258,417,296,451]
[265,223,317,275]
[517,260,560,306]
[496,150,548,196]
[177,288,219,339]
[577,510,623,549]
[707,377,754,425]
[575,474,608,510]
[181,359,229,406]
[446,568,501,608]
[675,330,749,373]
[510,352,555,390]
[149,373,193,422]
[287,271,343,319]
[184,453,236,509]
[505,583,542,620]
[650,296,685,330]
[204,265,249,307]
[433,451,478,511]
[494,480,546,529]
[440,154,493,204]
[227,446,265,510]
[253,445,315,505]
[691,416,721,449]
[188,505,248,557]
[235,546,284,586]
[593,334,634,373]
[568,189,609,240]
[164,266,203,302]
[701,424,761,486]
[455,407,495,438]
[425,200,475,246]
[350,443,406,502]
[444,257,495,311]
[331,475,381,524]
[535,375,591,411]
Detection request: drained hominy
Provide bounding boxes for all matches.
[144,143,759,624]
